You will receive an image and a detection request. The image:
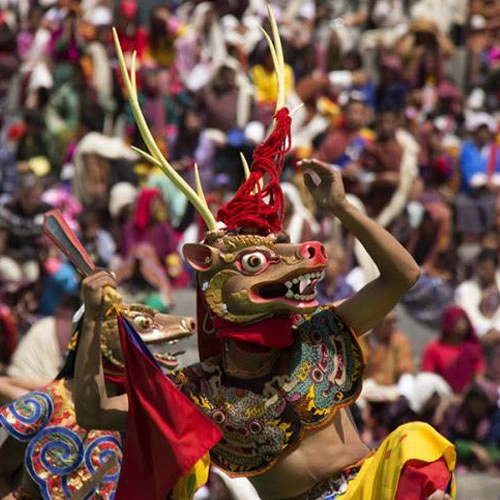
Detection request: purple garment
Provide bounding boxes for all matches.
[48,28,81,63]
[119,220,178,263]
[16,31,34,61]
[316,278,354,306]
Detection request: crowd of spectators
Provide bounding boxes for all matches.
[1,0,500,493]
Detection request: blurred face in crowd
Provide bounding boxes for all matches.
[377,111,398,141]
[214,66,236,92]
[373,310,398,343]
[465,394,491,421]
[345,101,366,131]
[150,195,167,223]
[422,51,438,76]
[342,52,362,72]
[27,7,44,32]
[143,70,160,95]
[185,110,202,133]
[474,125,493,148]
[476,257,497,287]
[18,182,43,215]
[82,218,99,243]
[345,101,366,130]
[451,314,469,340]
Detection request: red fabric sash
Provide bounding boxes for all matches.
[395,458,452,500]
[487,143,498,178]
[213,315,295,349]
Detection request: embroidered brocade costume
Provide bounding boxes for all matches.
[170,306,364,476]
[0,379,122,500]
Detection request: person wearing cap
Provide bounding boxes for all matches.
[455,112,500,241]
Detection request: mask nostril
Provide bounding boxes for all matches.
[320,245,327,258]
[307,246,316,259]
[189,320,196,331]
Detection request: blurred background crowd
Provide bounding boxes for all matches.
[1,0,500,496]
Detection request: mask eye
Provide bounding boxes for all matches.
[133,315,153,329]
[240,252,268,274]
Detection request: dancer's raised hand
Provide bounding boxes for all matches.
[300,159,347,214]
[82,270,117,321]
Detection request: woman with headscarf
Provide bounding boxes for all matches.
[119,187,177,261]
[421,305,486,394]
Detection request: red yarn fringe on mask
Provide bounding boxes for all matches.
[217,108,291,234]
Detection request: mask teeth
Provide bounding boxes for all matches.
[284,271,323,301]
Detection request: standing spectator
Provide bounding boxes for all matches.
[421,305,486,393]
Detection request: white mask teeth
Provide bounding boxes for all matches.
[281,270,323,302]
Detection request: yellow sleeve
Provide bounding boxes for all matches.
[171,453,211,500]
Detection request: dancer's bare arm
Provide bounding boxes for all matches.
[302,159,420,335]
[73,271,128,431]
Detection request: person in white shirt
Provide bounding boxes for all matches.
[455,248,500,344]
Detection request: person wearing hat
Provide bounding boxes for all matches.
[455,112,500,242]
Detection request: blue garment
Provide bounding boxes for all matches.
[0,141,17,195]
[38,262,79,316]
[459,140,500,194]
[316,278,354,306]
[336,136,368,168]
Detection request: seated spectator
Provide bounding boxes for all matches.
[119,188,179,280]
[1,293,80,402]
[78,210,116,268]
[316,241,354,305]
[0,173,52,286]
[360,310,415,388]
[114,243,174,313]
[72,131,138,211]
[314,94,373,197]
[375,55,409,112]
[359,310,415,443]
[360,107,404,218]
[421,305,485,393]
[442,381,500,472]
[455,114,500,245]
[455,248,500,342]
[408,121,454,275]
